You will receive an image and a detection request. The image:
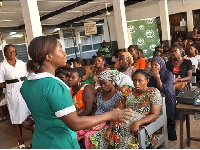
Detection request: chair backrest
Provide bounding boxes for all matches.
[138,96,168,149]
[144,96,166,135]
[191,65,197,89]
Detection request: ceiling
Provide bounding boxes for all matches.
[0,0,145,30]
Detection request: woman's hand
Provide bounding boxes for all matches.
[104,129,112,141]
[131,121,140,134]
[116,85,129,93]
[175,77,182,82]
[109,108,133,123]
[151,68,160,78]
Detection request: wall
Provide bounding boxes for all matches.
[104,0,200,45]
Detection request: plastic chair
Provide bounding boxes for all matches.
[190,65,197,89]
[137,97,168,149]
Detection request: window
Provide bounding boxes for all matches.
[81,36,91,45]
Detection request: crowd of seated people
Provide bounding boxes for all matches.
[2,33,200,149]
[52,38,200,148]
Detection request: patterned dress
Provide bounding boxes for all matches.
[79,90,123,148]
[96,87,162,149]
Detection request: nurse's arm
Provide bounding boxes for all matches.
[60,108,133,131]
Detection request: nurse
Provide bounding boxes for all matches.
[0,44,30,148]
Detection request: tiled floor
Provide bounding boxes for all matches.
[0,115,200,149]
[169,115,200,149]
[0,119,32,149]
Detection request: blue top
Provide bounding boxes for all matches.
[148,56,176,120]
[95,90,122,115]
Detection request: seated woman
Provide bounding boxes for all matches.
[68,67,96,116]
[184,45,199,68]
[93,56,134,93]
[128,45,146,70]
[92,69,162,149]
[77,69,125,149]
[93,56,109,88]
[118,51,135,78]
[166,44,192,122]
[73,57,93,85]
[166,44,192,94]
[55,68,70,86]
[191,27,200,52]
[113,49,126,69]
[148,56,177,141]
[82,59,94,85]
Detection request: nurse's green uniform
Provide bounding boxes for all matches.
[21,74,80,149]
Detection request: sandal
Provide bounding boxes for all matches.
[26,143,32,149]
[18,143,26,149]
[0,117,6,122]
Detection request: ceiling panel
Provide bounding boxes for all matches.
[0,13,23,20]
[37,1,78,12]
[41,18,65,25]
[0,0,142,29]
[0,1,21,12]
[45,11,82,19]
[0,20,23,27]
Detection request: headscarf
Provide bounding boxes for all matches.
[148,56,176,120]
[98,69,116,81]
[151,56,167,77]
[121,52,134,66]
[97,69,134,89]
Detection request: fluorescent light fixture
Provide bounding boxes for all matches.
[10,32,16,36]
[53,28,60,32]
[9,32,24,38]
[10,34,24,38]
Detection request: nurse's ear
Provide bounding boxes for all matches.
[46,54,53,61]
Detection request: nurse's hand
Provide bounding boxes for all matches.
[108,108,133,123]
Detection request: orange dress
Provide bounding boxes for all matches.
[70,85,87,113]
[135,57,146,70]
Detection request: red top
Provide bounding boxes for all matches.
[173,65,180,75]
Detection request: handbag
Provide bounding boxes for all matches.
[174,81,187,90]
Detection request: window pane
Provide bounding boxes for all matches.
[81,36,91,45]
[92,35,102,44]
[64,38,76,48]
